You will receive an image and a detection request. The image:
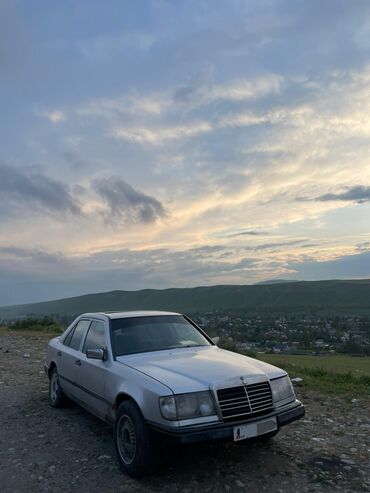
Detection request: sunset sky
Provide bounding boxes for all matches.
[1,0,370,305]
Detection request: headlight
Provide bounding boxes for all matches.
[159,391,216,420]
[270,375,295,404]
[159,395,177,420]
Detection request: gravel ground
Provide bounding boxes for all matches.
[0,328,369,493]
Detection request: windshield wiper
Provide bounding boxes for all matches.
[164,344,205,350]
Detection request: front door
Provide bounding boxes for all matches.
[57,319,91,399]
[73,320,110,419]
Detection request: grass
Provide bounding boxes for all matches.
[260,353,370,376]
[259,353,370,399]
[2,317,63,334]
[0,326,54,338]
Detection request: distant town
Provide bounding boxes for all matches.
[2,310,370,357]
[191,313,370,356]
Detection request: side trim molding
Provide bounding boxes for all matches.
[59,374,112,406]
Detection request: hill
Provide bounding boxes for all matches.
[255,279,295,285]
[1,279,370,320]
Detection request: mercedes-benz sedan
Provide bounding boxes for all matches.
[45,311,304,477]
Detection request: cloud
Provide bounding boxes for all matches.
[242,240,310,252]
[76,73,282,123]
[208,75,283,103]
[93,176,166,224]
[62,151,87,170]
[42,110,66,124]
[227,230,269,237]
[0,239,366,305]
[285,250,370,281]
[0,244,260,304]
[357,242,370,252]
[0,246,65,264]
[0,162,81,217]
[315,186,370,204]
[109,121,212,145]
[76,93,168,119]
[173,73,283,106]
[173,85,198,103]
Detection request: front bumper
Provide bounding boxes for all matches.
[148,400,305,444]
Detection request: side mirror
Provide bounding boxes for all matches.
[211,336,220,345]
[86,348,106,360]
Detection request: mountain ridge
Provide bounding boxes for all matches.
[1,278,370,319]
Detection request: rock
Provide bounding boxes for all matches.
[48,465,55,474]
[97,455,111,460]
[341,458,355,465]
[291,377,303,384]
[235,480,245,488]
[23,353,31,358]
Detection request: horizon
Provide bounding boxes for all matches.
[1,1,370,305]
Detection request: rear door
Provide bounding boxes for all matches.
[57,319,91,399]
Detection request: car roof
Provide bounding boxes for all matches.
[81,310,181,320]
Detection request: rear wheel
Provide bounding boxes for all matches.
[114,400,159,477]
[49,367,67,408]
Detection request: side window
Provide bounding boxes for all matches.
[63,326,75,346]
[69,320,91,351]
[83,321,106,354]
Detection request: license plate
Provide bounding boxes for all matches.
[233,417,277,442]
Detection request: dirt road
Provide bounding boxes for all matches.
[0,328,369,492]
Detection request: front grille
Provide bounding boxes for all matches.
[217,381,273,421]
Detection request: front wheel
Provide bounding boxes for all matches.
[49,367,67,408]
[114,400,159,477]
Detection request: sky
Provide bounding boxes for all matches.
[1,0,370,305]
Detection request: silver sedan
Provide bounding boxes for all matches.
[45,311,304,477]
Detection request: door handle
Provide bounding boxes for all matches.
[57,351,62,357]
[75,359,82,366]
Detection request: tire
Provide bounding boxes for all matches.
[49,367,67,408]
[114,400,159,477]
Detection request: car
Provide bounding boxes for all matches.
[45,311,305,477]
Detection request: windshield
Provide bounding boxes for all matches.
[111,315,211,356]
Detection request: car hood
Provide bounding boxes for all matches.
[117,346,286,394]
